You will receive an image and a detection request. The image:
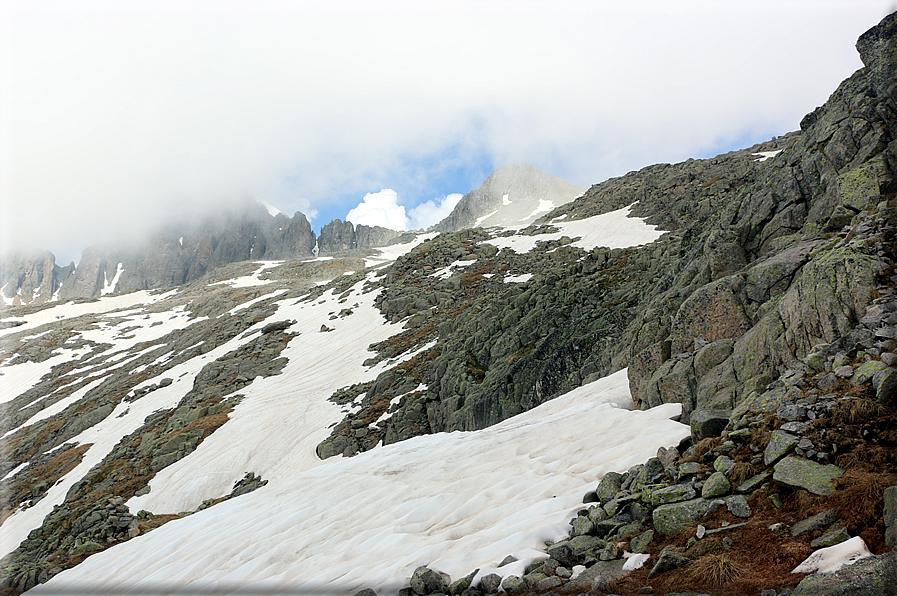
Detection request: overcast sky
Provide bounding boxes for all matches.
[2,0,895,264]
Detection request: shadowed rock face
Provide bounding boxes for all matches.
[433,162,586,233]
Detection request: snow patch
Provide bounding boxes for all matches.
[503,273,532,284]
[101,263,125,296]
[791,535,872,574]
[485,204,664,254]
[753,150,783,162]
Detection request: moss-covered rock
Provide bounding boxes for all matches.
[773,456,844,496]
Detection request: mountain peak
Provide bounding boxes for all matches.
[433,163,585,232]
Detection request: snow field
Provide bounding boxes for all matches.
[35,370,689,595]
[364,233,439,268]
[128,273,416,513]
[0,289,177,339]
[486,204,665,254]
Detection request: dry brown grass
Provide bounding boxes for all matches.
[729,462,756,486]
[687,553,745,587]
[694,436,722,458]
[830,469,897,529]
[831,398,886,426]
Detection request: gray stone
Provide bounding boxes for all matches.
[874,368,897,405]
[726,495,751,518]
[652,498,714,536]
[677,461,701,480]
[571,516,594,536]
[648,549,690,578]
[792,510,838,537]
[764,430,799,465]
[777,403,806,422]
[500,575,527,595]
[811,523,851,548]
[630,530,654,553]
[410,566,448,595]
[773,456,844,496]
[727,427,752,442]
[478,573,502,594]
[656,446,679,468]
[587,505,608,524]
[851,360,887,385]
[596,472,623,503]
[713,455,736,475]
[690,409,731,440]
[632,458,666,491]
[498,555,517,567]
[701,472,731,498]
[781,421,811,434]
[884,486,897,548]
[448,570,478,596]
[644,483,696,507]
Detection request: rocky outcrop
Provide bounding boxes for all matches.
[57,203,318,299]
[0,249,75,306]
[317,219,416,255]
[433,162,586,232]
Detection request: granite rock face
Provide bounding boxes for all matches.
[0,248,75,306]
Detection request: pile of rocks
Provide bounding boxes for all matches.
[354,326,897,596]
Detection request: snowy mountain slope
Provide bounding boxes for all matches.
[31,374,687,596]
[0,209,668,593]
[5,13,897,592]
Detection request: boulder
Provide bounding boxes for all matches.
[792,510,838,537]
[595,472,623,503]
[874,368,897,405]
[690,409,731,440]
[773,456,844,496]
[726,495,751,518]
[630,530,654,553]
[884,486,897,548]
[652,498,715,536]
[737,470,772,494]
[410,566,448,595]
[643,484,696,508]
[571,516,595,537]
[478,573,502,594]
[648,548,690,578]
[500,575,527,595]
[448,570,478,596]
[851,360,887,385]
[764,430,799,466]
[811,523,851,549]
[701,472,731,498]
[713,455,736,475]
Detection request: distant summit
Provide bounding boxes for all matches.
[433,162,585,232]
[1,165,584,302]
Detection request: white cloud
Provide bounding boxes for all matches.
[408,193,463,230]
[1,0,895,261]
[346,190,409,230]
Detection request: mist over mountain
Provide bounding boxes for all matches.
[1,164,582,304]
